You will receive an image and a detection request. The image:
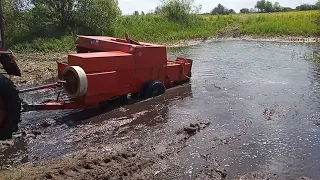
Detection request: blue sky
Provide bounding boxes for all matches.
[118,0,318,15]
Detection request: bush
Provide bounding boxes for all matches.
[240,8,250,13]
[75,0,121,35]
[156,0,200,23]
[2,0,33,45]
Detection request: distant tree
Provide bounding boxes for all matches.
[264,1,273,12]
[75,0,122,35]
[240,8,250,13]
[141,11,145,15]
[273,2,282,12]
[194,4,202,14]
[31,0,78,30]
[250,8,258,13]
[154,6,161,14]
[317,1,320,9]
[146,10,154,15]
[228,9,236,14]
[255,0,266,12]
[281,7,293,12]
[211,3,228,15]
[133,10,139,15]
[296,4,317,11]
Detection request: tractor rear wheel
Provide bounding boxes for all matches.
[141,81,166,99]
[0,74,21,140]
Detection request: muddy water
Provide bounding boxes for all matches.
[2,40,320,179]
[171,40,320,179]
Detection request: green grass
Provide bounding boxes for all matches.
[239,11,318,37]
[113,14,239,43]
[12,36,76,53]
[11,10,320,53]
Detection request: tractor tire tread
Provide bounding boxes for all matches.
[0,74,21,140]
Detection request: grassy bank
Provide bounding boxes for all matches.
[238,11,318,36]
[11,10,319,53]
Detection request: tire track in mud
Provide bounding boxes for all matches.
[0,120,229,180]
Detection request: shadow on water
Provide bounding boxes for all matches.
[57,83,193,126]
[1,83,193,166]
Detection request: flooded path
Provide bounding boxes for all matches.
[1,40,320,179]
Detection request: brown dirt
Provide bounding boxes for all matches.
[0,121,230,180]
[4,52,70,86]
[234,172,279,180]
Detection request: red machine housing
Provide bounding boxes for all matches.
[30,36,192,111]
[20,36,193,111]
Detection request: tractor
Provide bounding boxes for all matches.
[0,0,22,140]
[0,1,193,140]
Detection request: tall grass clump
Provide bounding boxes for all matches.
[315,1,320,35]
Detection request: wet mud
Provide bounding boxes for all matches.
[8,53,69,86]
[1,120,215,180]
[1,40,320,179]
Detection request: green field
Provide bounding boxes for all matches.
[11,10,319,52]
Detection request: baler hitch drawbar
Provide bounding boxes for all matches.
[19,80,66,93]
[19,80,97,112]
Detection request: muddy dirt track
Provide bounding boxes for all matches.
[1,40,320,179]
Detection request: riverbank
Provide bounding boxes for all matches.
[10,10,319,53]
[166,36,320,47]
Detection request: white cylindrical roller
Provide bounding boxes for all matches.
[62,66,88,99]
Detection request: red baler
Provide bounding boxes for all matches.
[21,34,193,111]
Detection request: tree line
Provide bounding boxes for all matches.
[2,0,320,48]
[150,0,320,16]
[240,0,320,14]
[2,0,121,46]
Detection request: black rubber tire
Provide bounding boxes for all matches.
[141,80,166,99]
[0,74,21,140]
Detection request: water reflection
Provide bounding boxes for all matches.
[169,40,320,179]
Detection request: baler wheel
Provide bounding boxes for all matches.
[62,66,88,99]
[141,81,166,99]
[0,74,21,140]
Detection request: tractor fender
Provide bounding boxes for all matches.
[62,66,88,99]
